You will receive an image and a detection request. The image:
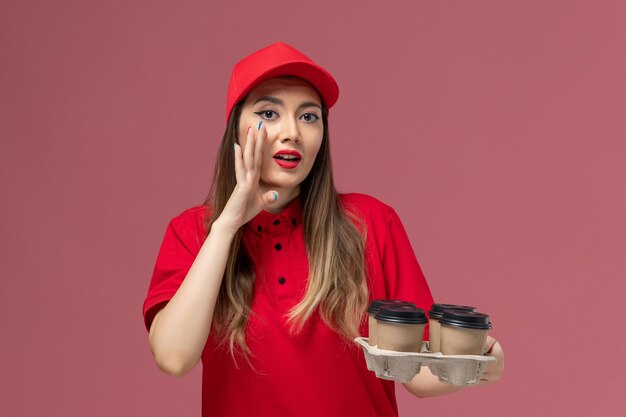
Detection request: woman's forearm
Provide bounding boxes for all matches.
[148,219,236,376]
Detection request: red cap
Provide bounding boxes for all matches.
[225,42,339,122]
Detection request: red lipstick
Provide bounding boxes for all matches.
[273,149,302,169]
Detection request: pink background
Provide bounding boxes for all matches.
[2,0,625,415]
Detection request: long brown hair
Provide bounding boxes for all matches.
[203,76,368,369]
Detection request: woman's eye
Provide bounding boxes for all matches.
[301,113,319,122]
[254,110,277,120]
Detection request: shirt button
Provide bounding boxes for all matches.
[257,225,262,232]
[273,219,280,225]
[291,218,297,226]
[278,277,286,284]
[275,243,282,251]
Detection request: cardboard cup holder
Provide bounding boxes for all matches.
[354,337,495,386]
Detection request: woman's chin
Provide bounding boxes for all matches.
[260,178,301,193]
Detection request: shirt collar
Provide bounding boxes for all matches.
[246,195,303,236]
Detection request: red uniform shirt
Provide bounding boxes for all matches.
[143,193,434,417]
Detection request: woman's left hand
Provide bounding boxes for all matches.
[477,335,504,385]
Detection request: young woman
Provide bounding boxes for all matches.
[143,42,504,417]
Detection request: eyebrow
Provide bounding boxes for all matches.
[252,96,322,111]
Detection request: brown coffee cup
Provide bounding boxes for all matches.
[427,304,477,352]
[439,310,492,355]
[375,305,428,352]
[367,300,416,346]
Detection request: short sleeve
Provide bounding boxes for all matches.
[381,208,435,338]
[142,208,206,332]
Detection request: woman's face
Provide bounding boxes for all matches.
[237,77,324,200]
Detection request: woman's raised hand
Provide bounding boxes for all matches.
[217,122,278,234]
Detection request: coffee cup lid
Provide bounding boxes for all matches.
[374,305,428,324]
[439,310,492,330]
[428,303,477,320]
[367,299,416,314]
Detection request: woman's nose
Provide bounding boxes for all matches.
[278,116,300,143]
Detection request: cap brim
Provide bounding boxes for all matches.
[232,61,339,110]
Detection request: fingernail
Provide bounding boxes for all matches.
[272,192,278,201]
[258,121,262,131]
[234,143,237,150]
